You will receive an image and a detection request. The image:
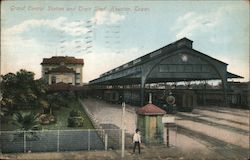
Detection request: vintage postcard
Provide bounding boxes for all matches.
[1,0,249,159]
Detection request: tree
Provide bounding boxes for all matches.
[46,92,69,113]
[12,112,40,131]
[1,70,49,110]
[11,111,41,140]
[1,73,17,109]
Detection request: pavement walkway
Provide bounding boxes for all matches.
[82,98,137,134]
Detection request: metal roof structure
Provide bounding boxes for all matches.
[90,38,242,85]
[89,38,243,106]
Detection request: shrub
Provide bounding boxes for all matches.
[69,110,82,117]
[51,103,60,110]
[68,110,84,127]
[38,114,56,125]
[68,116,84,127]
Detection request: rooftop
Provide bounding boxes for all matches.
[136,103,166,115]
[41,56,84,65]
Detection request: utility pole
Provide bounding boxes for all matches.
[0,48,2,137]
[121,102,125,158]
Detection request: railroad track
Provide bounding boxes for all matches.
[194,107,249,118]
[176,113,249,136]
[175,125,249,159]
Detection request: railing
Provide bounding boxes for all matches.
[0,129,122,153]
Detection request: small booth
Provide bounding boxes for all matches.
[136,94,166,144]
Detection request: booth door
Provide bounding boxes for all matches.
[149,116,157,142]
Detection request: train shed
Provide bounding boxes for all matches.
[89,38,242,106]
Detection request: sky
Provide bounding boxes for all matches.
[1,0,249,83]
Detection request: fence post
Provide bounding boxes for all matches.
[57,130,60,152]
[23,131,26,153]
[88,129,90,151]
[175,125,177,147]
[166,123,169,147]
[105,133,108,151]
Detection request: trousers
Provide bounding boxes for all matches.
[133,142,140,154]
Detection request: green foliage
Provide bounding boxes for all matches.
[1,70,48,110]
[67,91,76,101]
[68,109,84,127]
[39,100,49,109]
[0,108,8,118]
[68,117,84,127]
[12,112,40,131]
[69,109,83,117]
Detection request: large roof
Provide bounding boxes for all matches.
[97,38,228,78]
[41,56,84,65]
[90,38,243,85]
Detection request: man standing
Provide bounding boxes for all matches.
[133,128,141,154]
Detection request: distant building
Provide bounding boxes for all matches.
[41,56,84,86]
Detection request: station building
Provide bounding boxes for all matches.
[41,56,84,86]
[89,38,249,108]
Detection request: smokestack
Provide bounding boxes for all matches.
[149,93,152,104]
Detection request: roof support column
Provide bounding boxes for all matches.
[140,75,146,107]
[222,76,228,106]
[203,80,207,106]
[216,67,228,106]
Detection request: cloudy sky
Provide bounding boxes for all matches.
[1,0,249,82]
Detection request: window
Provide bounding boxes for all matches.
[169,65,177,72]
[159,65,169,72]
[193,65,202,72]
[184,65,192,72]
[76,74,81,79]
[51,76,56,84]
[202,65,211,72]
[44,67,49,72]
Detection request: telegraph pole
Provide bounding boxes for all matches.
[121,102,125,158]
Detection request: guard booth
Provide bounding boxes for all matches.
[136,94,166,144]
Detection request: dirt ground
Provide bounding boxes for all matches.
[0,145,231,160]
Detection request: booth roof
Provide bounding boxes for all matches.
[136,103,166,115]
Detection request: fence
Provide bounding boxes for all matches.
[0,129,123,153]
